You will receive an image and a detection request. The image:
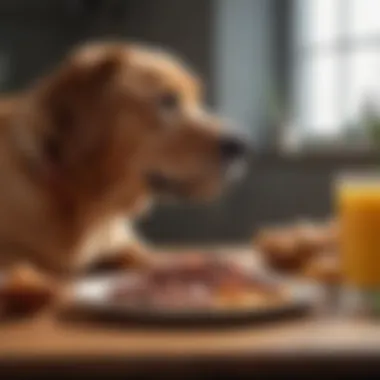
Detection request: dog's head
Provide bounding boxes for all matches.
[30,43,249,208]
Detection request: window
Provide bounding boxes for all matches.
[292,0,380,141]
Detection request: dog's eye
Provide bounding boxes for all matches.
[158,92,179,112]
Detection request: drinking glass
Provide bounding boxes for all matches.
[336,173,380,315]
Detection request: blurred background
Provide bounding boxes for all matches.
[2,0,380,245]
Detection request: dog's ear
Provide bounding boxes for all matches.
[40,46,125,168]
[46,45,124,127]
[66,44,124,92]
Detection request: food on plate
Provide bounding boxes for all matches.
[254,218,340,278]
[320,218,339,250]
[84,246,153,274]
[255,227,306,272]
[110,254,288,310]
[0,263,57,314]
[216,273,286,309]
[294,221,327,256]
[302,251,340,284]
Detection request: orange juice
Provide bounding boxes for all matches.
[338,180,380,288]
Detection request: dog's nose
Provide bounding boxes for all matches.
[219,135,248,161]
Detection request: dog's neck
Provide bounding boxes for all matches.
[7,96,152,233]
[11,119,146,221]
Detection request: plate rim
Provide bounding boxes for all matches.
[70,273,319,322]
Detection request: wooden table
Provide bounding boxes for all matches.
[1,250,380,376]
[2,313,380,376]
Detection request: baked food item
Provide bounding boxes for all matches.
[0,263,57,314]
[255,218,340,276]
[255,226,306,272]
[302,251,340,284]
[320,218,339,250]
[294,221,326,255]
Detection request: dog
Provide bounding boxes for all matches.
[0,42,248,276]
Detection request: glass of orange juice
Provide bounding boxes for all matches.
[336,173,380,314]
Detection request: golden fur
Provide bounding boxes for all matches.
[0,42,231,275]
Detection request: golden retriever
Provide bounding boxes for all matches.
[0,42,247,276]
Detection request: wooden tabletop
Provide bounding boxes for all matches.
[1,249,380,376]
[1,312,380,376]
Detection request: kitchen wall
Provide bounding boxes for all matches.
[140,154,379,244]
[0,0,213,95]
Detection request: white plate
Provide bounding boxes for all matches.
[71,273,320,324]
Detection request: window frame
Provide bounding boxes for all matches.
[286,0,380,152]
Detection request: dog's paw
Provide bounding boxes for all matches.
[0,262,58,315]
